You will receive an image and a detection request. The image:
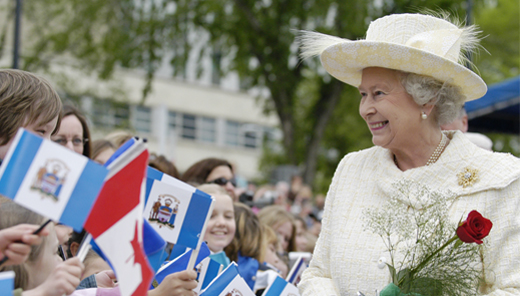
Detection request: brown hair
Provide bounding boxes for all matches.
[149,153,180,178]
[257,205,297,252]
[0,69,62,145]
[0,202,47,289]
[61,104,92,158]
[181,158,233,185]
[196,183,229,196]
[104,130,133,148]
[224,203,264,263]
[91,139,115,162]
[262,223,279,246]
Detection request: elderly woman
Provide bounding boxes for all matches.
[297,13,520,295]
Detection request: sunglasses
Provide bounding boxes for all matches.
[207,177,237,187]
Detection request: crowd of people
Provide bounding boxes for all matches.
[1,10,519,296]
[0,68,322,295]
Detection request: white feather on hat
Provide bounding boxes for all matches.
[296,13,487,101]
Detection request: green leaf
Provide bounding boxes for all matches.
[409,277,443,296]
[387,263,397,284]
[397,268,412,293]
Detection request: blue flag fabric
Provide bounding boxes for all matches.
[0,129,108,232]
[144,167,214,249]
[143,219,168,273]
[168,243,188,261]
[0,271,14,296]
[261,276,300,296]
[200,263,255,296]
[152,242,211,288]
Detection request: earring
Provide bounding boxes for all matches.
[421,112,427,120]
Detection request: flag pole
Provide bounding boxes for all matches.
[76,233,92,262]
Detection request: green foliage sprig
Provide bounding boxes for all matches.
[363,180,483,296]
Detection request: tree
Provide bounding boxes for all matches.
[10,0,484,189]
[473,0,519,83]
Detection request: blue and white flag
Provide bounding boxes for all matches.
[152,242,211,288]
[0,129,108,232]
[0,271,14,296]
[262,276,300,296]
[200,263,255,296]
[286,255,307,285]
[194,257,223,293]
[144,167,214,249]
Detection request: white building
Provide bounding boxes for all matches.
[78,69,279,180]
[0,2,280,180]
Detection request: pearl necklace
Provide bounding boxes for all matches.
[393,133,448,168]
[425,133,448,166]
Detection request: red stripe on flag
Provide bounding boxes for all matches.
[84,151,149,237]
[130,221,154,296]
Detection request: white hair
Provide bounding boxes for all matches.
[398,72,465,126]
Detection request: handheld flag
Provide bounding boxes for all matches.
[0,271,14,296]
[194,257,223,293]
[262,276,301,296]
[0,129,108,232]
[152,242,211,288]
[83,138,153,296]
[144,167,214,249]
[286,255,307,285]
[200,263,255,296]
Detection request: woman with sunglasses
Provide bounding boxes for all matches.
[181,158,237,200]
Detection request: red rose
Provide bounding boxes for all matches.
[456,210,493,244]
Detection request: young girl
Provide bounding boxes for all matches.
[261,224,288,278]
[0,202,85,296]
[198,184,236,268]
[257,205,297,253]
[252,224,289,295]
[224,203,264,290]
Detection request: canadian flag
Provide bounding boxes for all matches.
[84,139,153,296]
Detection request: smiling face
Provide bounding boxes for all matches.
[203,193,236,253]
[358,67,423,151]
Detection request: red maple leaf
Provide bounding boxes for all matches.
[128,220,153,296]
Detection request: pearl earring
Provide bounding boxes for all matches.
[421,112,427,120]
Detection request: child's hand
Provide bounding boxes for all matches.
[25,257,84,296]
[148,270,198,296]
[95,270,118,288]
[0,224,49,266]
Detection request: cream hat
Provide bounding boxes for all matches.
[298,13,487,101]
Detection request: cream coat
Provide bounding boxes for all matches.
[299,131,520,295]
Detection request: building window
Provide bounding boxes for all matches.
[200,116,216,143]
[133,105,151,133]
[168,111,177,134]
[244,131,257,148]
[182,114,196,139]
[225,120,240,147]
[91,99,129,129]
